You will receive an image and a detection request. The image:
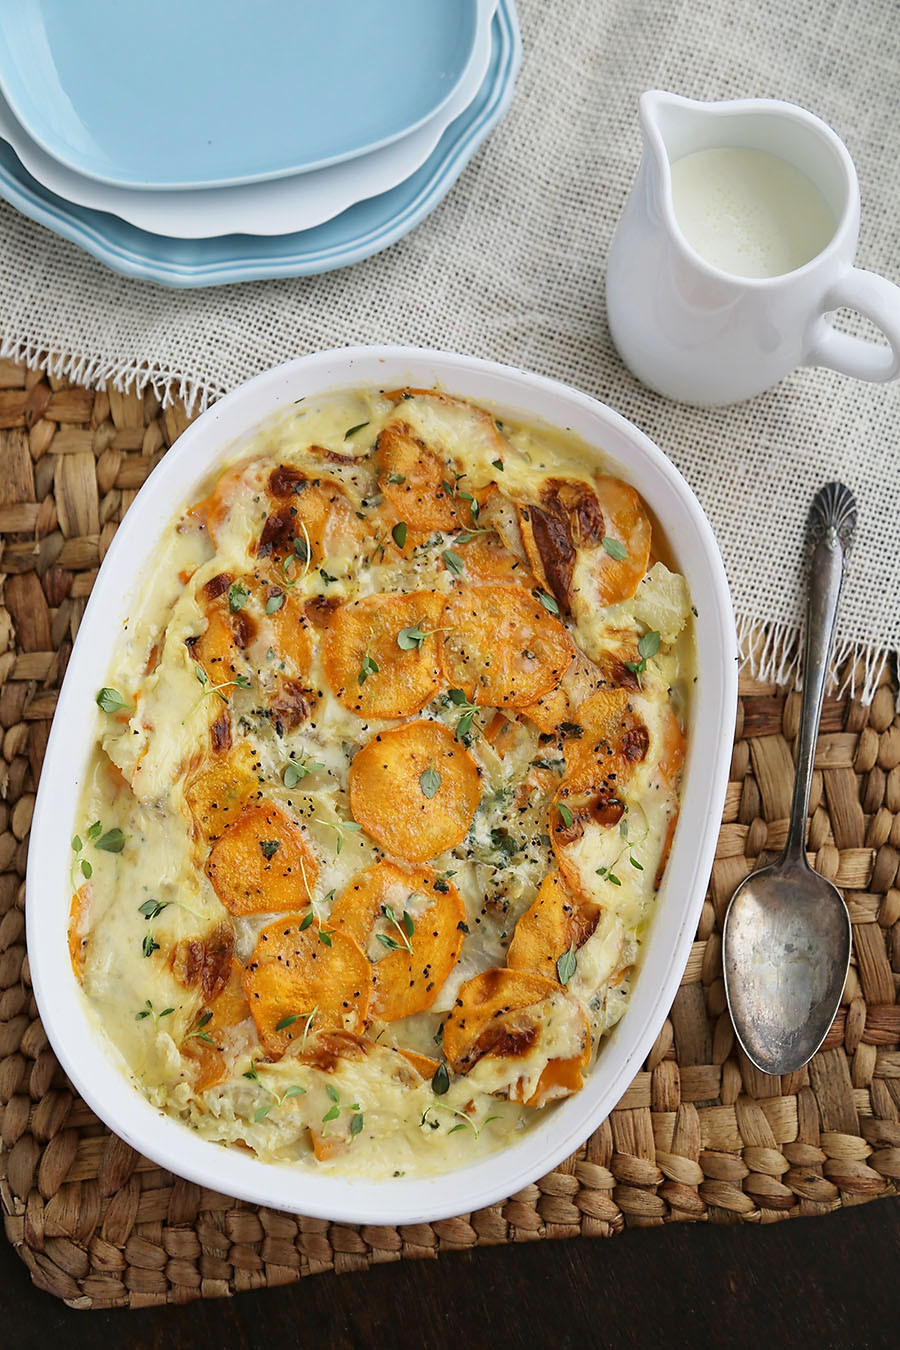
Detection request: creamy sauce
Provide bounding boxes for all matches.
[71,387,694,1180]
[670,147,836,278]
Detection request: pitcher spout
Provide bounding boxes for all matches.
[639,90,717,169]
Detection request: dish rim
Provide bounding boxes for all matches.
[26,345,737,1224]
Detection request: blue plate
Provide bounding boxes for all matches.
[0,0,483,188]
[0,1,519,287]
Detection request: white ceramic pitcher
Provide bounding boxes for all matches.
[606,91,900,405]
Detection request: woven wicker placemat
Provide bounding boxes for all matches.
[0,360,899,1311]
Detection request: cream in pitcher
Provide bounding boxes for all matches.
[606,91,900,405]
[669,147,836,279]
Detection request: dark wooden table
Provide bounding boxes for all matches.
[2,1196,897,1348]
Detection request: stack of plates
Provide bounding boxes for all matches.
[0,0,520,287]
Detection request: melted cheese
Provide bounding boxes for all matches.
[73,387,694,1181]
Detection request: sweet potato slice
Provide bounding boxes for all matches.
[68,883,93,981]
[586,476,652,606]
[506,871,602,982]
[205,801,318,916]
[349,721,481,862]
[255,472,365,568]
[518,476,652,613]
[375,421,460,533]
[184,742,260,843]
[321,591,444,718]
[380,390,507,467]
[188,458,266,546]
[309,1128,346,1162]
[250,580,314,678]
[182,957,251,1092]
[455,532,534,586]
[512,1052,588,1108]
[440,584,573,709]
[519,651,608,734]
[202,571,313,679]
[549,694,660,899]
[187,607,245,688]
[330,861,466,1020]
[442,967,561,1073]
[655,702,686,786]
[558,688,645,784]
[444,968,590,1108]
[396,1048,441,1080]
[243,921,370,1056]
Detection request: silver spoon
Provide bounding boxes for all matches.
[723,482,856,1075]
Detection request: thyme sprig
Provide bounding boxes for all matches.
[376,903,415,955]
[447,688,481,741]
[314,817,363,857]
[624,630,661,687]
[194,663,252,704]
[134,1000,174,1025]
[243,1059,307,1122]
[423,1102,500,1139]
[320,1083,363,1138]
[183,1011,215,1045]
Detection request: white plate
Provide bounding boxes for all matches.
[0,3,495,238]
[26,347,737,1226]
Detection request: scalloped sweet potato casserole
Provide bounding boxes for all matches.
[69,388,693,1178]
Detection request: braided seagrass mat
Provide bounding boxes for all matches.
[0,359,899,1310]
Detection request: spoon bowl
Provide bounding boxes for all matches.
[723,858,851,1074]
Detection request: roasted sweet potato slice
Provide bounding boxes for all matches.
[330,861,466,1020]
[483,710,518,758]
[520,651,610,734]
[506,871,602,982]
[587,476,652,606]
[517,476,652,613]
[202,571,314,677]
[375,421,460,532]
[182,957,252,1092]
[205,801,318,916]
[253,472,365,573]
[442,967,561,1073]
[171,920,236,1002]
[549,693,672,900]
[321,591,444,719]
[252,582,314,677]
[440,584,573,709]
[380,390,507,467]
[243,921,370,1056]
[349,721,481,862]
[654,702,686,786]
[184,742,260,843]
[444,968,590,1108]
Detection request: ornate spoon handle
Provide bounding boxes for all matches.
[783,483,857,864]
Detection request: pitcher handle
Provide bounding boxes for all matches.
[805,267,900,382]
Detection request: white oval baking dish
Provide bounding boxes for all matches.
[27,347,737,1224]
